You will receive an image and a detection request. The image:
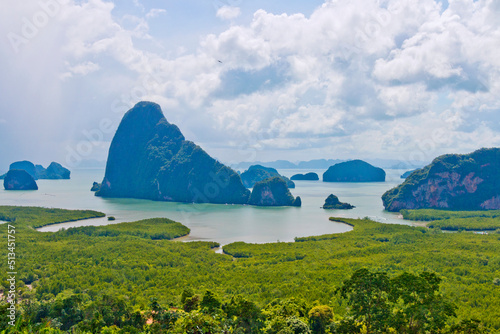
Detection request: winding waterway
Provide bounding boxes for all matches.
[0,168,412,245]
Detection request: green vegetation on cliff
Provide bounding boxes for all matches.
[383,148,500,212]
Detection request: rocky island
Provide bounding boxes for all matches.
[38,162,71,179]
[91,182,101,192]
[96,101,251,204]
[291,172,319,181]
[383,148,500,211]
[0,161,70,180]
[322,194,354,209]
[240,165,295,188]
[248,177,301,207]
[323,160,385,182]
[3,169,38,190]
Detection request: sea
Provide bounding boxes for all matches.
[0,168,412,245]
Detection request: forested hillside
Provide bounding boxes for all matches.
[0,206,498,333]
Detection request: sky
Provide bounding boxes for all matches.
[0,0,499,171]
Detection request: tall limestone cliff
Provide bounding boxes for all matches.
[383,148,500,211]
[96,101,250,204]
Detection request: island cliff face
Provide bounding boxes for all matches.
[323,160,386,182]
[248,177,301,207]
[96,101,250,204]
[383,148,500,212]
[4,170,38,190]
[240,165,295,188]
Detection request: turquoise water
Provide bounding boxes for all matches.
[0,168,410,245]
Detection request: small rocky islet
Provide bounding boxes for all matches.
[322,194,354,210]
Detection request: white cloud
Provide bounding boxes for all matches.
[216,6,241,20]
[132,0,145,11]
[377,83,435,117]
[61,61,100,79]
[1,0,500,165]
[146,8,166,19]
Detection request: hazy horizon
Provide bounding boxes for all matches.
[1,0,499,171]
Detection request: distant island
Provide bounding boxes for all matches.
[248,177,301,207]
[383,148,500,211]
[400,169,417,179]
[240,165,295,188]
[322,194,354,209]
[0,161,70,180]
[291,172,319,181]
[323,160,386,182]
[231,159,424,170]
[3,169,38,190]
[95,101,298,207]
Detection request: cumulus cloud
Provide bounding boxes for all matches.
[198,0,500,161]
[1,0,500,166]
[216,6,241,20]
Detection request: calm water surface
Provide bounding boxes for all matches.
[0,168,411,245]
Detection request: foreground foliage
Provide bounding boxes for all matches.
[0,271,488,333]
[0,206,499,333]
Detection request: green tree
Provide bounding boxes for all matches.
[308,305,333,334]
[224,295,264,333]
[336,269,391,334]
[200,290,221,314]
[447,319,486,334]
[389,272,456,334]
[263,299,311,334]
[181,289,201,313]
[174,310,222,334]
